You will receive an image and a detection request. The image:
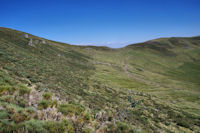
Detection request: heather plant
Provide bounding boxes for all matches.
[18,84,30,96]
[44,121,66,133]
[42,92,52,100]
[0,85,17,95]
[37,100,51,110]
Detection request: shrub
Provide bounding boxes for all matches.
[51,100,58,107]
[116,122,130,133]
[37,100,51,110]
[62,119,74,133]
[44,121,66,133]
[58,103,84,116]
[18,85,30,95]
[17,98,27,107]
[58,104,74,116]
[0,120,19,133]
[0,110,9,119]
[0,85,17,94]
[82,128,90,133]
[0,95,14,103]
[0,85,17,96]
[0,86,7,95]
[7,86,17,94]
[11,110,30,123]
[0,51,5,56]
[42,92,52,100]
[58,104,91,133]
[24,119,47,133]
[26,107,36,114]
[176,120,190,128]
[83,112,91,122]
[106,122,136,133]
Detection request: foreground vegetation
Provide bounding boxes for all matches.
[0,27,200,132]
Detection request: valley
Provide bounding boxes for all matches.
[0,27,200,133]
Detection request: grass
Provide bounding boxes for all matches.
[0,27,200,132]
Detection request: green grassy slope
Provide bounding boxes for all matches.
[0,27,200,133]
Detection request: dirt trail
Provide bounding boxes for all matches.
[122,57,147,83]
[122,56,131,76]
[93,57,160,87]
[93,61,119,67]
[122,56,160,87]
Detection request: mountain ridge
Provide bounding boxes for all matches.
[1,26,199,49]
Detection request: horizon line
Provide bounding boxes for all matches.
[1,26,199,48]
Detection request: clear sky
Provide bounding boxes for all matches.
[1,0,200,48]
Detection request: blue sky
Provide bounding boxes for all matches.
[1,0,200,48]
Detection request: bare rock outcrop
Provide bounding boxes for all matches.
[42,40,46,44]
[28,38,35,47]
[24,34,29,38]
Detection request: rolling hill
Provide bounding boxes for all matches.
[0,27,200,133]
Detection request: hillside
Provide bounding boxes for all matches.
[0,27,200,133]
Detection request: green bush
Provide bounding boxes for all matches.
[26,107,36,114]
[37,100,51,110]
[0,85,7,95]
[83,112,90,122]
[176,120,190,128]
[62,119,74,133]
[7,86,17,94]
[42,92,52,100]
[0,120,19,133]
[0,72,16,86]
[44,121,66,133]
[106,122,136,133]
[17,98,27,107]
[0,95,14,103]
[116,122,130,133]
[51,100,58,107]
[0,51,5,56]
[0,85,17,95]
[58,103,84,116]
[11,110,30,123]
[0,110,9,119]
[82,128,90,133]
[18,85,30,95]
[24,119,47,133]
